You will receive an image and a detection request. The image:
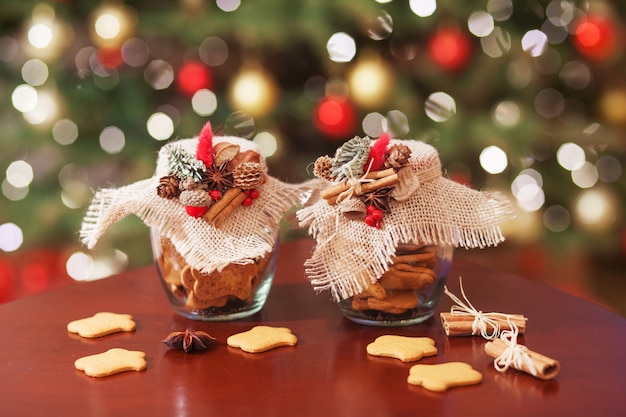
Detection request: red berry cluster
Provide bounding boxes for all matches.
[208,189,221,200]
[242,189,260,206]
[364,205,383,228]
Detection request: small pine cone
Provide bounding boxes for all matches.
[233,162,264,190]
[179,189,212,207]
[157,175,180,199]
[384,144,412,169]
[313,155,334,181]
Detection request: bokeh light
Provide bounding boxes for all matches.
[424,92,456,122]
[28,23,53,49]
[99,126,125,154]
[144,60,175,90]
[327,32,356,63]
[147,112,174,140]
[192,89,218,116]
[253,132,278,158]
[11,84,38,113]
[52,119,79,145]
[468,11,495,37]
[556,142,585,171]
[571,161,598,188]
[543,204,570,232]
[574,188,617,232]
[21,59,49,86]
[0,223,24,252]
[409,0,436,17]
[521,29,548,57]
[6,160,34,188]
[479,146,508,174]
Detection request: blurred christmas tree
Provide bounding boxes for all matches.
[0,0,624,302]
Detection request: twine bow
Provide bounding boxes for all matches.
[443,277,519,340]
[492,321,538,376]
[335,161,377,205]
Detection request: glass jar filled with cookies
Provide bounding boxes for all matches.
[80,122,309,321]
[339,242,453,326]
[297,134,512,326]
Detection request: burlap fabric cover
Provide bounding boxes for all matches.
[297,139,513,301]
[80,136,308,274]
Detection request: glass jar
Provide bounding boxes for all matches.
[151,228,278,321]
[339,242,453,326]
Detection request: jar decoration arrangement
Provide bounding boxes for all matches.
[80,122,309,321]
[297,133,513,326]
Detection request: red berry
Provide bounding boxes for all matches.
[242,197,253,206]
[244,189,252,197]
[366,205,377,215]
[185,205,207,218]
[364,215,376,227]
[209,189,221,200]
[371,209,383,221]
[249,189,260,199]
[375,219,383,229]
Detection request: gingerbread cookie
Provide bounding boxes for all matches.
[67,312,136,338]
[366,335,437,362]
[74,348,146,378]
[407,362,482,392]
[227,326,297,353]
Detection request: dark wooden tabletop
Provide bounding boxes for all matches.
[1,239,625,417]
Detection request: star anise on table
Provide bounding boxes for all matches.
[162,329,217,353]
[201,161,234,192]
[360,186,394,212]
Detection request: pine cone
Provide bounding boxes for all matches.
[179,189,212,207]
[385,144,412,169]
[313,155,334,181]
[233,162,264,189]
[157,175,180,199]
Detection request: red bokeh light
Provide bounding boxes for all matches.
[177,61,213,97]
[314,96,356,139]
[428,28,472,71]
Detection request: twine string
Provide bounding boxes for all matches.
[443,277,520,340]
[493,320,538,376]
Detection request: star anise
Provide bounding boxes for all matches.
[201,160,234,192]
[162,329,217,353]
[360,186,394,212]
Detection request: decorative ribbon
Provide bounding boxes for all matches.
[443,277,522,340]
[492,321,538,376]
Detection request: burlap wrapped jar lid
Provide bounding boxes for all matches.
[297,134,514,301]
[81,122,310,274]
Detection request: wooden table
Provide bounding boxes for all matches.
[1,239,625,416]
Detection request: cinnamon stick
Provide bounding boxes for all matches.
[212,190,247,227]
[320,169,399,204]
[440,312,527,337]
[355,173,399,196]
[484,338,560,380]
[204,188,243,222]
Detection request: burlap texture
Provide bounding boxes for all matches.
[80,136,309,274]
[297,139,513,301]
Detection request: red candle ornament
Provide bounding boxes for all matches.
[177,61,213,97]
[427,28,472,71]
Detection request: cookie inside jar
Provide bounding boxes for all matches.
[340,242,453,326]
[154,233,277,321]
